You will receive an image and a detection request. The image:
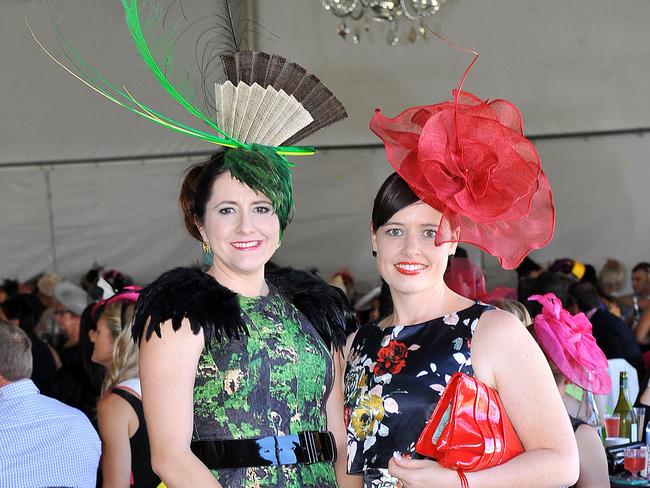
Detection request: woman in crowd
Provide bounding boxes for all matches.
[500,297,610,488]
[343,57,579,486]
[93,289,160,488]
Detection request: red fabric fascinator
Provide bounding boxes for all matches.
[444,258,516,304]
[529,293,611,394]
[370,49,554,270]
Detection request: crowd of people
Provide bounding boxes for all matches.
[2,237,649,488]
[3,2,646,487]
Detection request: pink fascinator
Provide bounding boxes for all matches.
[91,285,142,318]
[529,293,611,394]
[444,258,515,304]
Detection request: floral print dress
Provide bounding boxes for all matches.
[192,287,337,487]
[344,302,493,487]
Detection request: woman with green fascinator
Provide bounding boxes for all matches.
[31,0,360,485]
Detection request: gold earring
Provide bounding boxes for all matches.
[202,241,211,254]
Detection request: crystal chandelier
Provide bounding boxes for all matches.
[321,0,450,45]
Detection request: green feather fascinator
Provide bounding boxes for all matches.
[28,0,346,230]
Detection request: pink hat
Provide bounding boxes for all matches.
[529,293,611,394]
[444,258,515,304]
[91,286,141,318]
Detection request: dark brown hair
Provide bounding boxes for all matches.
[179,152,228,242]
[371,172,420,232]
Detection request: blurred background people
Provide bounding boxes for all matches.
[0,320,100,488]
[53,281,88,366]
[34,273,63,344]
[96,317,160,487]
[0,294,60,390]
[570,281,643,380]
[517,294,609,488]
[619,262,650,327]
[516,256,544,303]
[46,300,101,421]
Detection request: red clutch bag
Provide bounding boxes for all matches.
[415,372,524,487]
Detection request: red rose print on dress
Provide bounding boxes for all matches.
[373,340,409,376]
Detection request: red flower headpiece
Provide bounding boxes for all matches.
[370,46,554,269]
[529,293,611,394]
[444,258,515,304]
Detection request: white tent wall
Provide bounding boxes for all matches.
[1,0,649,290]
[0,159,198,283]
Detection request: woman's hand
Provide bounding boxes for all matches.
[388,454,458,488]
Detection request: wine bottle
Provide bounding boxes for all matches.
[614,371,637,441]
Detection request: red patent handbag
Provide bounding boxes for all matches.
[415,372,524,488]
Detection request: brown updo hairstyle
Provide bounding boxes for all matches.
[371,172,419,232]
[180,151,229,241]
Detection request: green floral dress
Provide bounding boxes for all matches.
[192,287,337,487]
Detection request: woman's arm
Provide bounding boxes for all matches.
[635,308,650,343]
[326,350,363,488]
[139,319,222,488]
[389,310,579,488]
[97,393,134,488]
[574,424,609,488]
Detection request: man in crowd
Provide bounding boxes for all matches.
[0,320,100,487]
[618,262,650,326]
[571,281,644,382]
[53,281,88,366]
[34,272,63,344]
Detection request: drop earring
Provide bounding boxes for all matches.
[372,250,377,257]
[202,241,213,266]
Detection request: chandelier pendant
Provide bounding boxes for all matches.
[321,0,450,45]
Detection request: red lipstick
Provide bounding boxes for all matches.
[230,240,262,251]
[394,262,427,275]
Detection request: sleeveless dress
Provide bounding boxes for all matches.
[192,287,337,487]
[110,379,161,488]
[344,302,492,487]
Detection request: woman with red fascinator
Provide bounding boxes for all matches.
[343,49,579,487]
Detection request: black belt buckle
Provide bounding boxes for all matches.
[298,431,318,464]
[298,431,337,465]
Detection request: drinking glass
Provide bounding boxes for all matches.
[634,407,646,442]
[605,414,621,437]
[624,446,647,480]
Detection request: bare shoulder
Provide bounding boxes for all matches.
[471,307,541,385]
[473,307,528,340]
[575,424,604,451]
[97,392,133,430]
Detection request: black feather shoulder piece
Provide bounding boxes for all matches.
[266,267,357,351]
[132,265,357,351]
[132,266,247,346]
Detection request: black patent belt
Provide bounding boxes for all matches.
[191,431,337,469]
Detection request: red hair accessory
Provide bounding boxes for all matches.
[370,42,554,270]
[529,293,611,394]
[444,258,515,304]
